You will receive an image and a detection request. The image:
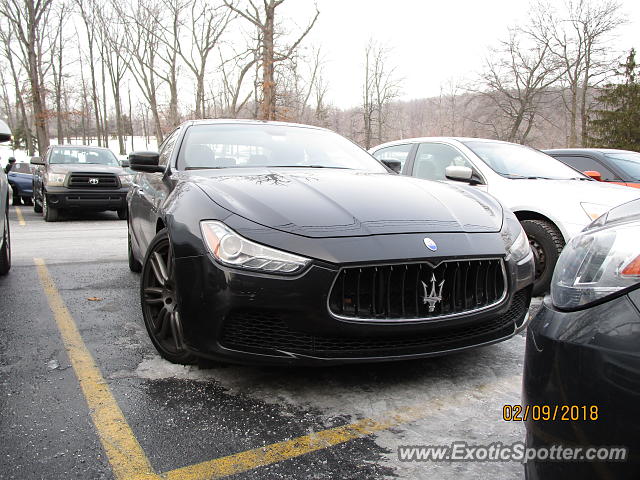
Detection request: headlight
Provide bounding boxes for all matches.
[119,174,134,186]
[552,222,640,310]
[581,202,610,222]
[46,172,66,186]
[501,211,531,262]
[200,220,311,274]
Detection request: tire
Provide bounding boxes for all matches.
[140,228,196,364]
[12,195,21,206]
[128,228,142,273]
[43,194,59,222]
[117,208,127,220]
[521,219,565,296]
[0,208,11,275]
[23,197,33,206]
[33,195,42,213]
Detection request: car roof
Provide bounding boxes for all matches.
[544,148,638,155]
[181,118,329,133]
[52,145,113,151]
[370,137,515,151]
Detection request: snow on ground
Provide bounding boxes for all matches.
[0,135,158,167]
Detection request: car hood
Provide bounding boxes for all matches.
[191,168,503,238]
[497,178,640,210]
[48,164,125,174]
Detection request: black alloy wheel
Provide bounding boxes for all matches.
[0,208,11,275]
[521,219,565,296]
[140,229,196,364]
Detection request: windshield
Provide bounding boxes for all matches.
[177,124,388,173]
[604,152,640,181]
[462,141,586,180]
[49,147,119,166]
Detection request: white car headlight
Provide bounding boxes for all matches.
[200,221,311,274]
[46,172,66,186]
[119,174,134,186]
[501,211,531,262]
[581,202,610,222]
[552,222,640,310]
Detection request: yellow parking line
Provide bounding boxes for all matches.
[15,206,25,226]
[34,258,160,480]
[34,254,521,480]
[162,374,521,480]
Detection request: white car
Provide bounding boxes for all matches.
[370,137,640,295]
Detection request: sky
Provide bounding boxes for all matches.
[279,0,640,109]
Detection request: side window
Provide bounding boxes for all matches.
[554,155,618,181]
[158,130,179,166]
[372,144,413,171]
[413,143,474,181]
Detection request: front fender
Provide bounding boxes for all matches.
[163,182,233,258]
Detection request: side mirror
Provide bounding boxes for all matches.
[30,156,44,165]
[120,159,130,168]
[381,159,402,174]
[129,151,164,173]
[583,170,602,181]
[0,119,11,143]
[446,165,473,181]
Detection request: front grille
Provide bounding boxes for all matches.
[328,259,506,321]
[68,172,119,188]
[220,289,530,357]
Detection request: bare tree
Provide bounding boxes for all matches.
[472,27,562,144]
[224,0,319,120]
[1,0,54,154]
[178,0,230,119]
[361,41,401,149]
[530,0,624,146]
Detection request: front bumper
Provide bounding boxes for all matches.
[45,186,129,210]
[173,250,534,365]
[523,290,640,479]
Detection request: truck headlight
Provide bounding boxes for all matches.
[552,222,640,310]
[200,221,311,274]
[46,172,66,186]
[501,211,531,262]
[119,174,134,186]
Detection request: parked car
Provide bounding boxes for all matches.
[31,145,133,221]
[370,138,640,295]
[523,198,640,479]
[0,120,12,275]
[545,148,640,189]
[7,161,33,205]
[127,120,535,365]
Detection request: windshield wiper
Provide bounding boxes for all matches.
[266,165,353,169]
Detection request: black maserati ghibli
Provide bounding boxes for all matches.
[127,120,535,365]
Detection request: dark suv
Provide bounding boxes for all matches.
[31,145,132,221]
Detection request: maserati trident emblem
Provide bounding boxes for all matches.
[89,178,99,185]
[423,237,437,251]
[421,274,445,312]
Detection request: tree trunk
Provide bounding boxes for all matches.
[261,4,276,120]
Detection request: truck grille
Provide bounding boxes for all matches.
[328,258,507,321]
[68,172,119,188]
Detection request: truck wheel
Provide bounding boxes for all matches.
[0,208,11,275]
[521,219,565,296]
[43,195,59,222]
[117,208,127,220]
[34,192,43,213]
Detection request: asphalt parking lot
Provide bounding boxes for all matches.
[0,205,543,480]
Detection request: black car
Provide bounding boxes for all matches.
[0,119,12,275]
[545,148,640,189]
[523,199,640,478]
[31,145,132,221]
[127,120,535,365]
